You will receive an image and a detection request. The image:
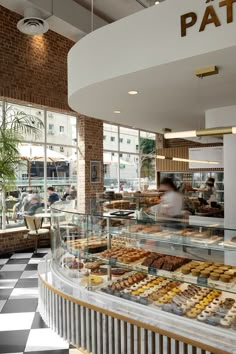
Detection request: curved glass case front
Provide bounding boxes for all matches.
[50,199,236,334]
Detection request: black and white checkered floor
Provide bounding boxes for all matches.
[0,249,80,354]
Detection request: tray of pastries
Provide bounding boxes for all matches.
[98,218,125,228]
[171,229,222,245]
[179,260,236,284]
[219,236,236,249]
[62,257,84,270]
[141,252,190,272]
[99,246,151,263]
[90,266,128,277]
[128,224,162,234]
[101,273,236,330]
[84,260,105,270]
[81,274,104,287]
[174,229,211,238]
[104,200,131,210]
[155,285,236,330]
[65,237,107,253]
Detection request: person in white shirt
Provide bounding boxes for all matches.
[151,177,183,218]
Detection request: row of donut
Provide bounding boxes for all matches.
[105,273,236,329]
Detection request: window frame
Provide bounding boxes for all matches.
[103,122,157,192]
[0,99,79,231]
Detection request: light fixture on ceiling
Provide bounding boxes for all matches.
[195,66,219,78]
[165,130,197,139]
[164,126,235,139]
[17,8,49,35]
[113,110,121,114]
[155,1,160,4]
[128,90,139,95]
[156,155,219,165]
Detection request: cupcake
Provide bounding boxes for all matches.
[209,273,220,281]
[191,269,200,277]
[220,275,231,283]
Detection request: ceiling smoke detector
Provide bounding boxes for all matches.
[17,8,49,35]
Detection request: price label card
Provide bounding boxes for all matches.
[109,258,117,266]
[148,267,157,276]
[197,276,208,286]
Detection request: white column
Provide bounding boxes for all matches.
[206,106,236,265]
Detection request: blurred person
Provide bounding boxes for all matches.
[69,185,77,200]
[12,192,28,221]
[47,187,60,205]
[26,195,43,216]
[150,177,183,217]
[193,177,216,204]
[62,187,70,201]
[21,189,34,212]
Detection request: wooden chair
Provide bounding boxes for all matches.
[24,215,49,253]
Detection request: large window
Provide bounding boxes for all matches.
[103,124,156,192]
[103,124,118,151]
[0,100,78,229]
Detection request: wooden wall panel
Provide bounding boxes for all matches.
[157,146,223,172]
[157,147,188,171]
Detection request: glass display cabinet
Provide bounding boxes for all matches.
[38,200,236,354]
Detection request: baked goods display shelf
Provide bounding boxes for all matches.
[38,259,236,354]
[48,201,236,354]
[84,253,236,295]
[110,228,236,252]
[57,257,236,331]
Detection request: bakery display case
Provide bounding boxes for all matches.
[95,191,161,212]
[38,200,236,354]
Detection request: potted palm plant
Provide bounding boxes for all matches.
[0,102,44,229]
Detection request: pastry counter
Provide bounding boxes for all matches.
[38,201,236,354]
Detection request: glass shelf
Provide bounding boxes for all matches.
[84,254,236,295]
[109,231,236,253]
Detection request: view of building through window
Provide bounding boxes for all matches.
[103,123,157,192]
[0,100,78,229]
[0,101,157,229]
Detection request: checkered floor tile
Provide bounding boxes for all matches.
[0,250,81,354]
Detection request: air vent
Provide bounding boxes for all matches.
[17,8,49,35]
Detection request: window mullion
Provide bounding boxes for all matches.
[43,109,48,211]
[118,126,120,192]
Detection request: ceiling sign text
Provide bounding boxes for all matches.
[181,0,236,37]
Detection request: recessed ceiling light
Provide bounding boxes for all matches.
[128,90,139,95]
[113,110,121,114]
[155,1,160,4]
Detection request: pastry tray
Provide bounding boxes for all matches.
[218,241,236,249]
[118,229,222,246]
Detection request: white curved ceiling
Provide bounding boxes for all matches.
[68,0,236,132]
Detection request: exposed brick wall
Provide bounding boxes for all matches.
[78,117,104,212]
[0,5,74,111]
[0,227,50,255]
